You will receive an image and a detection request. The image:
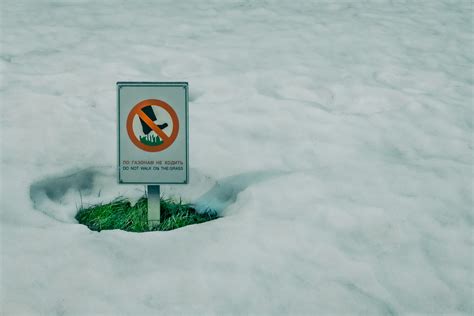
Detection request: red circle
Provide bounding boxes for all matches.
[126,99,179,152]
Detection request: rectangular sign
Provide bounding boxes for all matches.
[117,82,188,184]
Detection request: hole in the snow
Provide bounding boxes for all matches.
[30,167,283,229]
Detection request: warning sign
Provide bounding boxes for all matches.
[118,82,188,184]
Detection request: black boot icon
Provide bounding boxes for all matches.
[140,106,168,135]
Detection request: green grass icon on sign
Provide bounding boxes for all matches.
[139,133,164,146]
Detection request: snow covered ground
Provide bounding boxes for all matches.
[1,0,472,315]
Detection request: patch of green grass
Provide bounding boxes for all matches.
[75,196,218,232]
[139,133,163,146]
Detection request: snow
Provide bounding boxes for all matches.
[1,0,473,315]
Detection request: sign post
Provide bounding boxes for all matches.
[147,185,160,229]
[117,82,188,228]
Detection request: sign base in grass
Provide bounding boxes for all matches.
[75,197,218,232]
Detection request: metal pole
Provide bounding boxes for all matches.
[147,185,160,230]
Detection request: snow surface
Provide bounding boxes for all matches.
[1,0,473,315]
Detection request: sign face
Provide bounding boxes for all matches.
[117,82,188,184]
